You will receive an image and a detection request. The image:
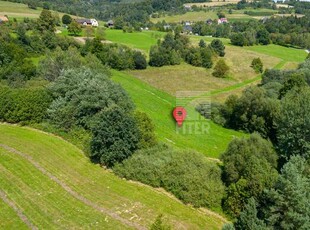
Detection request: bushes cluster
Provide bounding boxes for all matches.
[0,40,36,81]
[196,61,310,222]
[149,33,187,67]
[0,86,52,124]
[114,144,225,210]
[82,38,147,70]
[47,68,156,166]
[149,33,226,69]
[198,59,310,145]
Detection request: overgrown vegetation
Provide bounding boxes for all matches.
[197,57,310,226]
[0,9,156,167]
[114,144,225,210]
[149,32,226,69]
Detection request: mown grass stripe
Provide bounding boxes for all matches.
[0,123,227,229]
[0,190,38,230]
[0,144,146,230]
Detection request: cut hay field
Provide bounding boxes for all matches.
[127,45,281,96]
[120,32,306,102]
[151,11,218,23]
[0,0,74,21]
[112,70,246,158]
[0,1,41,19]
[0,123,227,229]
[151,7,277,23]
[184,0,239,7]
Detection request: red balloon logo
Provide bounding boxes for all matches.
[173,106,187,127]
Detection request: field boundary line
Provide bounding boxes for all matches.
[0,144,146,230]
[0,190,38,230]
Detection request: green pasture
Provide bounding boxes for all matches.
[244,44,307,62]
[105,29,165,53]
[151,11,218,23]
[0,123,226,229]
[0,0,41,19]
[0,0,76,21]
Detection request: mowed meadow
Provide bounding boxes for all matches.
[0,124,226,229]
[112,70,245,158]
[110,31,306,102]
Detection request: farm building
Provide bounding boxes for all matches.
[75,18,98,27]
[218,18,228,24]
[0,15,9,24]
[107,20,114,27]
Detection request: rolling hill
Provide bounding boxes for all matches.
[112,70,246,158]
[0,123,226,229]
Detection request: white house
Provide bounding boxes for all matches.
[76,18,98,27]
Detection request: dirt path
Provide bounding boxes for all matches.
[0,144,146,230]
[0,190,38,230]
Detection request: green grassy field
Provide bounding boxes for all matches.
[0,1,42,19]
[244,44,307,63]
[0,123,226,229]
[151,11,218,23]
[0,0,74,21]
[128,45,280,96]
[151,7,277,24]
[112,70,246,158]
[105,29,165,54]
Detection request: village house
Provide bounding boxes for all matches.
[75,18,99,27]
[0,15,9,24]
[218,18,228,24]
[107,20,114,27]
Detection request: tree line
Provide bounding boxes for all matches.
[197,57,310,228]
[0,10,157,167]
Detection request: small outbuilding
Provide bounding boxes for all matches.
[0,15,9,24]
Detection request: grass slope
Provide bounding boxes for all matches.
[128,46,280,96]
[112,70,245,158]
[0,1,42,19]
[0,123,226,229]
[0,0,76,21]
[105,29,165,54]
[0,199,28,229]
[151,11,218,23]
[244,44,307,63]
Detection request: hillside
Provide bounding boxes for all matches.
[112,70,245,158]
[0,1,42,19]
[0,123,226,229]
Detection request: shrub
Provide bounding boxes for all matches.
[62,14,72,25]
[251,57,263,73]
[133,51,147,69]
[0,86,52,124]
[212,59,229,78]
[90,106,140,167]
[210,39,225,57]
[134,111,157,149]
